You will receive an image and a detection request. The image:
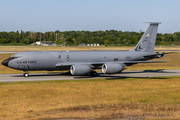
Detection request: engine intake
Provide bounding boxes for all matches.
[102,63,123,74]
[70,65,91,75]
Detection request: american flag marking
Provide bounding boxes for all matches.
[145,34,149,37]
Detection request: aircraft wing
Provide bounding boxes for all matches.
[120,60,166,64]
[120,60,166,66]
[55,60,166,68]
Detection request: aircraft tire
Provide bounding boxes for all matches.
[24,73,29,77]
[91,71,97,77]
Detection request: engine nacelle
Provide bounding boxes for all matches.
[102,63,123,74]
[70,65,91,75]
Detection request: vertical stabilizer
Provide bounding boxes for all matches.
[130,22,161,52]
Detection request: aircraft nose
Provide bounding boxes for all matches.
[2,58,10,66]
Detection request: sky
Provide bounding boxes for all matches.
[0,0,180,33]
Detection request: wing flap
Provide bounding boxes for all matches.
[122,60,166,64]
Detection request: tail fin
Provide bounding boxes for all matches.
[130,22,161,52]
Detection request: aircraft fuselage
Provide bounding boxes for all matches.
[3,51,155,71]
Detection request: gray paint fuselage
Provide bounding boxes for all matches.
[7,50,151,71]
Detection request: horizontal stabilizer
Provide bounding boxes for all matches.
[157,52,177,54]
[155,52,177,58]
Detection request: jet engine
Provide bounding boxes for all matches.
[102,63,123,74]
[70,65,91,75]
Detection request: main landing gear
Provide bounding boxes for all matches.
[23,71,29,77]
[89,71,98,77]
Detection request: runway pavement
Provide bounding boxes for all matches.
[0,69,180,82]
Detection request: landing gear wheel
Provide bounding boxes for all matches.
[23,73,29,77]
[91,71,97,77]
[23,71,29,77]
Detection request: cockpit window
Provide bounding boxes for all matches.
[9,56,19,60]
[9,57,14,60]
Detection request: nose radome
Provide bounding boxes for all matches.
[2,58,10,66]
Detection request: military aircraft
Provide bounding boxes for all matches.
[2,22,168,77]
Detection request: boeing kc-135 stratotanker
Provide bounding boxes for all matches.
[2,22,172,77]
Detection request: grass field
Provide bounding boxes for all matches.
[0,45,133,51]
[0,46,180,119]
[0,45,180,51]
[0,77,180,119]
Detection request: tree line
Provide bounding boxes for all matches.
[0,30,180,46]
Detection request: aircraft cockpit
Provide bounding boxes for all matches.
[2,56,20,66]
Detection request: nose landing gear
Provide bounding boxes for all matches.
[23,71,29,77]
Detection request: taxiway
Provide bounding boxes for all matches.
[0,69,180,82]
